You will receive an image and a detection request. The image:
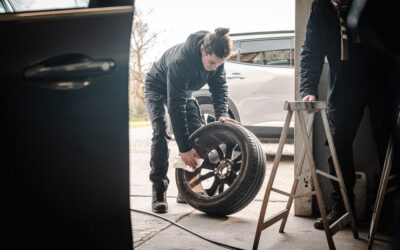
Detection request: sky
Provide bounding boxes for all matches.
[134,0,295,64]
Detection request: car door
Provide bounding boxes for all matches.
[0,1,134,249]
[225,34,295,137]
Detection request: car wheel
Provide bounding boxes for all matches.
[175,121,266,216]
[199,103,217,124]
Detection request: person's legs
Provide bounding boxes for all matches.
[144,89,170,213]
[314,101,365,229]
[327,101,366,211]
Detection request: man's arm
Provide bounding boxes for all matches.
[300,0,326,100]
[167,59,194,153]
[208,64,229,120]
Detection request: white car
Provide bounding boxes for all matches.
[194,31,295,138]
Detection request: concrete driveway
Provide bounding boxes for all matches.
[129,126,390,250]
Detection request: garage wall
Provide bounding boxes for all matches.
[294,0,313,216]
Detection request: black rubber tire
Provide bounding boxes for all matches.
[175,121,266,216]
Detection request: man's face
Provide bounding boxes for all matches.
[200,45,227,71]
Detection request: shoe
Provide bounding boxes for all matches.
[314,208,346,230]
[176,192,187,204]
[152,188,168,213]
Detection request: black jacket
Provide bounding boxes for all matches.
[300,0,389,105]
[145,31,229,152]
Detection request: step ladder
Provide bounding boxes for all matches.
[253,101,359,250]
[367,109,399,249]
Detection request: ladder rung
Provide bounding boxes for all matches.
[293,190,316,198]
[284,101,327,111]
[329,212,350,236]
[316,169,340,182]
[271,188,292,197]
[262,209,289,230]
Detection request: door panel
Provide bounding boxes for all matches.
[1,5,133,250]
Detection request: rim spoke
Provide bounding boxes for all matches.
[203,114,209,124]
[232,155,242,172]
[218,180,225,194]
[200,158,216,170]
[215,145,225,160]
[225,143,235,159]
[226,172,237,186]
[206,178,221,196]
[233,153,242,163]
[199,171,214,181]
[232,163,241,172]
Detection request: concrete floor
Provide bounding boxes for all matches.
[129,127,391,250]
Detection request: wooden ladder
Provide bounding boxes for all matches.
[367,109,399,249]
[253,101,359,250]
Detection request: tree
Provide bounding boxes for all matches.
[129,9,159,120]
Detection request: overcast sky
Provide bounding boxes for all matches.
[135,0,295,64]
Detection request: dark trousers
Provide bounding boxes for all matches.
[144,89,203,194]
[327,99,391,211]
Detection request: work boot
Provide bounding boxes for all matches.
[176,192,187,204]
[152,188,168,213]
[314,207,346,230]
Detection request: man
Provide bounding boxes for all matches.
[300,0,394,229]
[144,28,239,213]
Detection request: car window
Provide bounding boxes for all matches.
[6,0,90,12]
[229,49,291,67]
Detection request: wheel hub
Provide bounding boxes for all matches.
[213,160,232,179]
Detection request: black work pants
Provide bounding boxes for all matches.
[144,89,203,194]
[327,99,391,211]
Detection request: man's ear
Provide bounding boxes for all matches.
[200,44,204,54]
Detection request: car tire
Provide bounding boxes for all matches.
[175,121,266,216]
[199,103,217,124]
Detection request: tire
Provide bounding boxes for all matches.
[175,121,266,216]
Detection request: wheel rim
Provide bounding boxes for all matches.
[183,130,243,198]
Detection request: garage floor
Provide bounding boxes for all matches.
[130,127,392,250]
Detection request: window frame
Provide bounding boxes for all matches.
[228,34,295,68]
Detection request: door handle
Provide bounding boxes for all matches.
[24,53,116,90]
[227,72,245,79]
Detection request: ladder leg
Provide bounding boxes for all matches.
[298,110,336,250]
[367,136,393,250]
[253,110,293,250]
[279,113,315,233]
[321,109,359,239]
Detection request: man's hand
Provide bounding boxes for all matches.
[219,117,242,125]
[302,95,319,114]
[180,148,200,170]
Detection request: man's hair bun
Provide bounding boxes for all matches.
[203,27,232,58]
[215,27,230,37]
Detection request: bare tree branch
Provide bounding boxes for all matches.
[129,9,159,119]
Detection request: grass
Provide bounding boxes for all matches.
[129,118,151,128]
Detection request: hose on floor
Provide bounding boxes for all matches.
[131,208,245,250]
